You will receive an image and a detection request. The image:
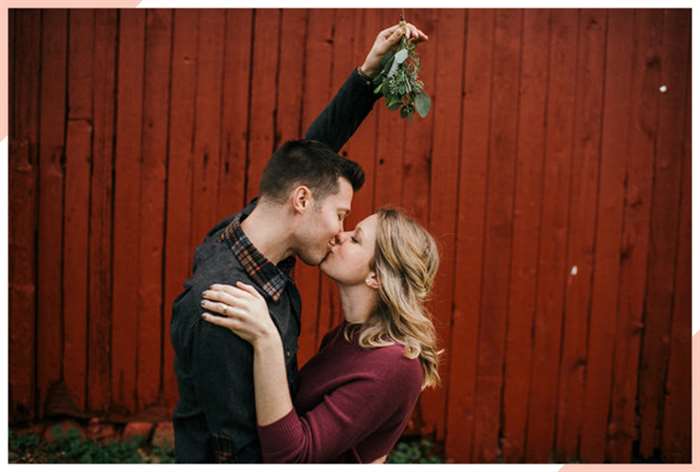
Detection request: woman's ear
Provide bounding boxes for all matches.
[291,185,312,213]
[365,271,380,290]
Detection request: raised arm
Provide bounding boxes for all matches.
[304,22,428,151]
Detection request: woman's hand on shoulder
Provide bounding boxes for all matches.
[200,281,279,348]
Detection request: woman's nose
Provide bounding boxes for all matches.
[335,231,350,245]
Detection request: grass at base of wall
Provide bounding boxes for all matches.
[10,427,443,464]
[388,437,443,463]
[9,427,174,464]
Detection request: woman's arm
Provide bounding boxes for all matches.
[251,333,294,426]
[201,283,422,463]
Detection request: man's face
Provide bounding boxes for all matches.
[294,177,353,266]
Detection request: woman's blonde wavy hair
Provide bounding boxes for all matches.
[343,207,442,389]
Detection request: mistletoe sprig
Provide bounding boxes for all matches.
[372,25,431,120]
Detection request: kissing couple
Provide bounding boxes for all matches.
[170,20,440,463]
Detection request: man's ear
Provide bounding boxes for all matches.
[291,185,313,213]
[365,271,380,290]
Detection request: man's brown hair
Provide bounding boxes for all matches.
[259,139,365,204]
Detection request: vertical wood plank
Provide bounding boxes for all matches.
[275,9,305,147]
[501,9,549,462]
[163,9,199,408]
[190,9,226,244]
[373,9,405,210]
[525,9,578,462]
[444,9,494,461]
[67,10,94,121]
[401,8,436,228]
[136,9,172,411]
[606,9,664,461]
[9,10,40,422]
[245,9,280,204]
[63,9,95,413]
[87,8,117,413]
[421,8,460,444]
[217,10,253,220]
[472,10,522,462]
[554,9,606,461]
[112,9,145,413]
[635,9,690,461]
[37,9,67,418]
[63,119,92,413]
[660,49,691,462]
[579,10,634,462]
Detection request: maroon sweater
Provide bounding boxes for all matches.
[256,321,424,463]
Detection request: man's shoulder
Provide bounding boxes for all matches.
[190,256,253,290]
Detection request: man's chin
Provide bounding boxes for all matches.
[298,251,328,267]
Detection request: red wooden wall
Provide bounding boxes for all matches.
[9,8,691,463]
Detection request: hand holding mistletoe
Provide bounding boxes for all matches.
[359,21,431,119]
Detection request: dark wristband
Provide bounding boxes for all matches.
[355,66,373,85]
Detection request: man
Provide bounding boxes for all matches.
[171,22,428,463]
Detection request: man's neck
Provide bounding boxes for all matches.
[240,202,294,265]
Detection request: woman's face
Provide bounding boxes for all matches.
[320,213,378,286]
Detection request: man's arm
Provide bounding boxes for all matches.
[192,318,260,462]
[184,272,261,462]
[303,69,380,152]
[304,22,428,151]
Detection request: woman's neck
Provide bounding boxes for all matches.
[338,284,378,324]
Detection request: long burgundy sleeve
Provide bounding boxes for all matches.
[256,323,423,463]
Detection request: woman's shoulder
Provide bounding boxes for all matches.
[358,342,423,386]
[318,322,347,351]
[373,341,422,365]
[319,324,423,386]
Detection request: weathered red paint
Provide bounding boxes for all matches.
[8,8,691,463]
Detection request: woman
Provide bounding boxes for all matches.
[200,208,440,463]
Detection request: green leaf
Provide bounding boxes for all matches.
[394,48,409,64]
[373,82,383,94]
[387,56,400,78]
[386,96,402,110]
[378,49,397,77]
[415,92,431,118]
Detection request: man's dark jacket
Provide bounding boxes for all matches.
[170,69,379,463]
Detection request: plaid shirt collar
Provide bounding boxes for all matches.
[219,204,295,303]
